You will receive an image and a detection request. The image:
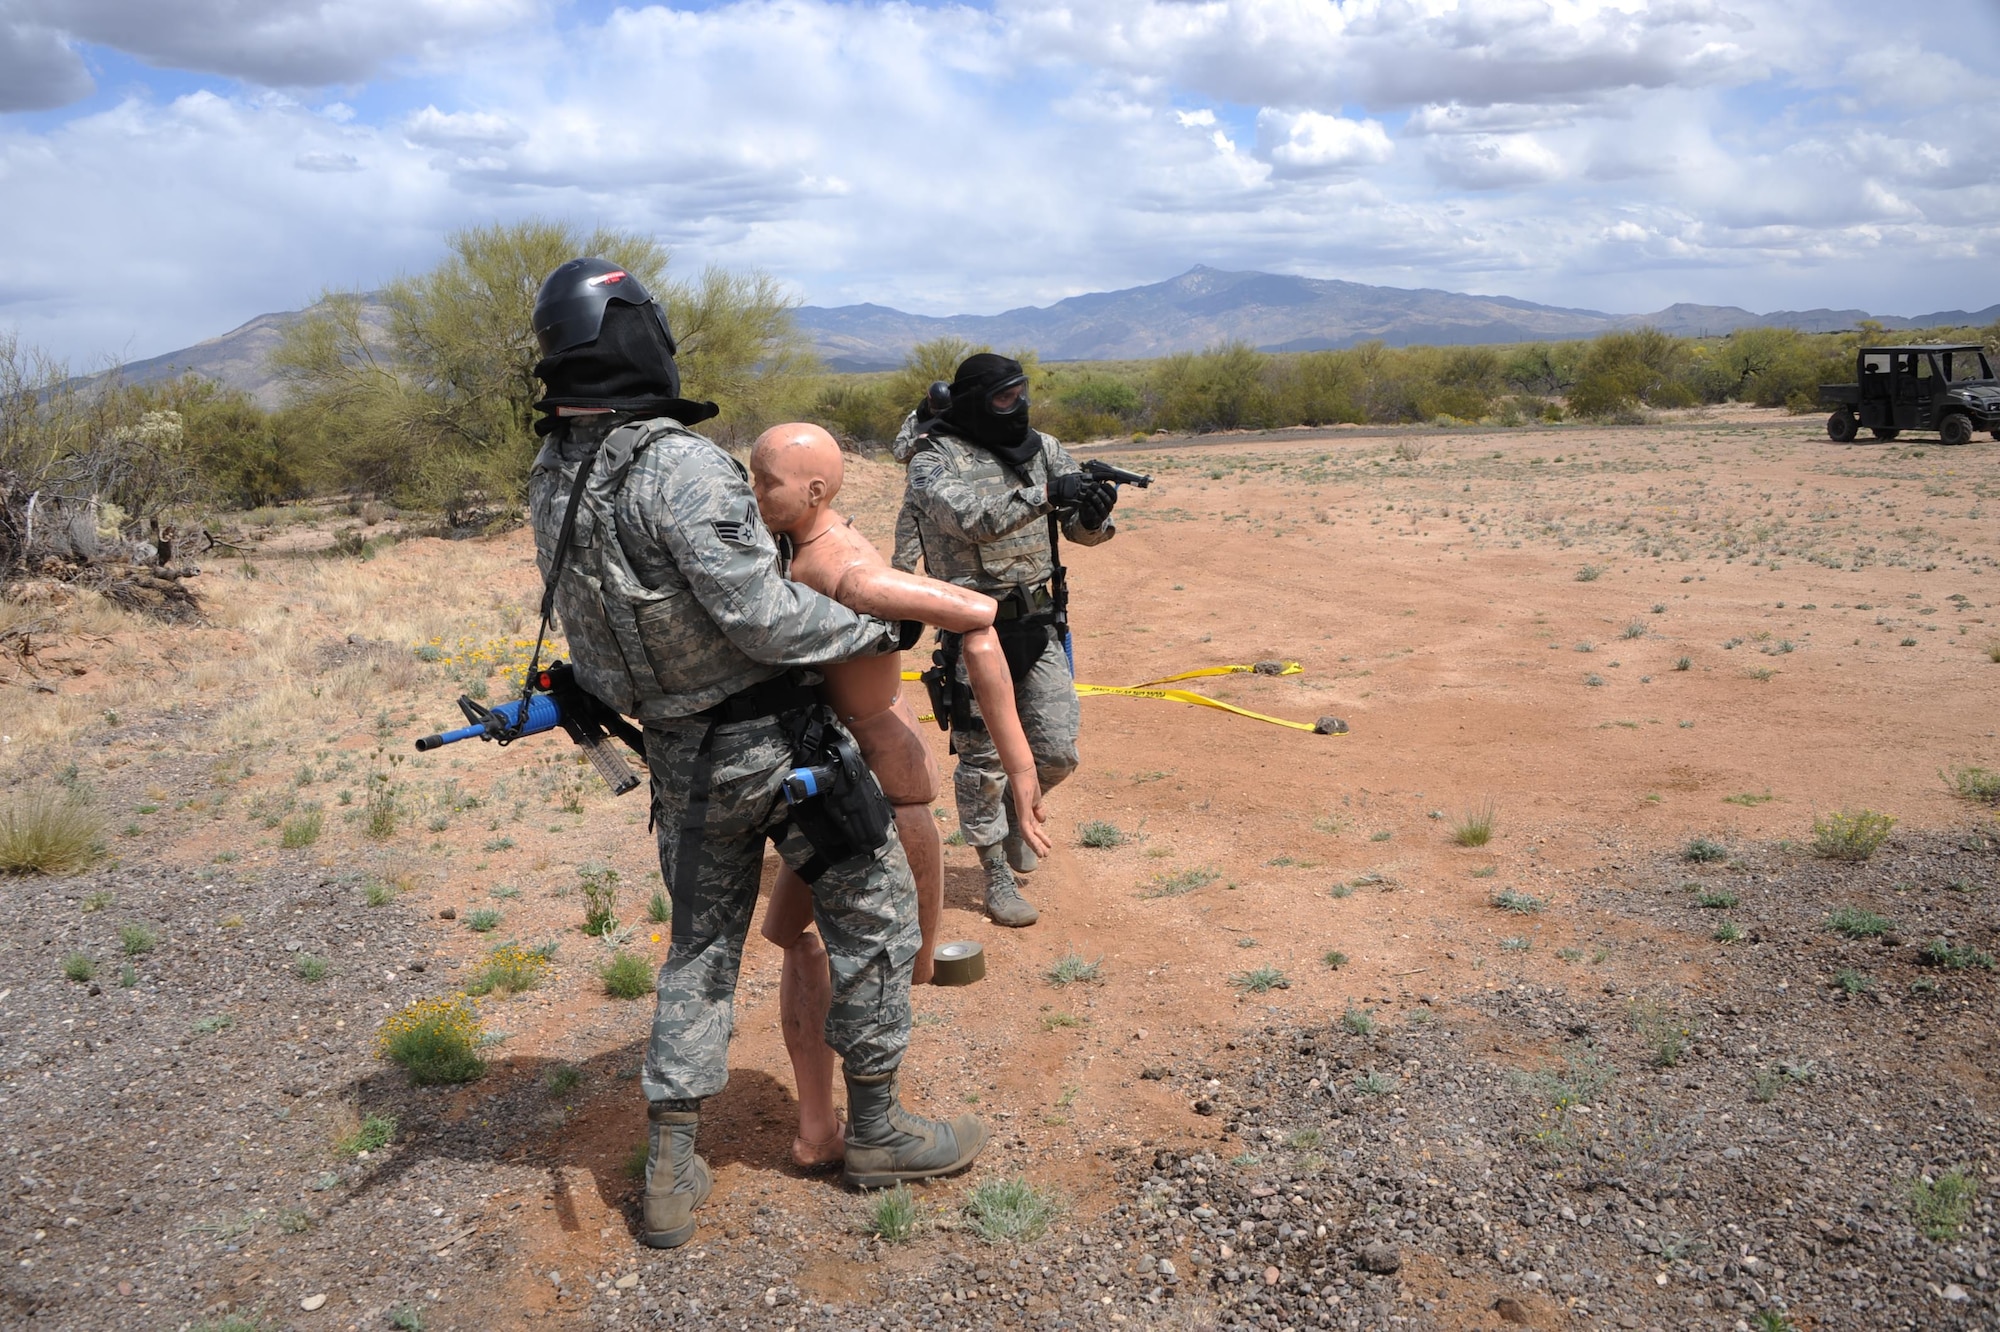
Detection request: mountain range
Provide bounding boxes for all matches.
[118,266,2000,403]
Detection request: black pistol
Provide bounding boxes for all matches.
[1081,459,1151,488]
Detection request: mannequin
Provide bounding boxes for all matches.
[749,423,1049,1166]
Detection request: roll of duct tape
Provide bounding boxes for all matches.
[930,940,986,986]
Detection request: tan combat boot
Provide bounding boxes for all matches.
[842,1067,989,1190]
[640,1100,712,1249]
[977,843,1039,927]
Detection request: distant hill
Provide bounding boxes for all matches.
[798,267,1625,370]
[114,268,1999,392]
[114,296,391,408]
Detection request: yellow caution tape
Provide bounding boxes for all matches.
[902,661,1341,734]
[1129,661,1301,688]
[1073,682,1328,732]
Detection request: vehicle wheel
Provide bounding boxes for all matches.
[1826,409,1858,443]
[1939,413,1973,446]
[1990,429,2000,442]
[1870,427,1900,441]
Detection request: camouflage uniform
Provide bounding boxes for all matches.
[903,427,1113,848]
[528,416,913,1103]
[889,410,924,574]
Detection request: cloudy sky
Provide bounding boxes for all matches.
[3,0,1997,364]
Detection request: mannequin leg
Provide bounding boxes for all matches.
[762,865,842,1166]
[895,802,943,984]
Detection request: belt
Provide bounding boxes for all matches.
[994,583,1054,622]
[700,673,820,724]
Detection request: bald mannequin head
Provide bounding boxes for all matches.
[750,423,845,539]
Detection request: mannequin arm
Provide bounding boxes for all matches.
[832,564,998,633]
[961,626,1050,856]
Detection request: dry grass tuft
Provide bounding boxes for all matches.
[0,792,103,874]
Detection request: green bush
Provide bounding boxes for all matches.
[280,807,323,848]
[1150,342,1274,432]
[963,1176,1059,1243]
[336,1112,397,1157]
[1569,328,1699,418]
[1811,809,1895,862]
[377,997,486,1085]
[1076,820,1125,849]
[600,950,653,999]
[1826,906,1893,938]
[579,864,620,936]
[865,1184,921,1242]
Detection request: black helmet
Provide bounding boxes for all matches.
[529,257,717,433]
[532,257,676,358]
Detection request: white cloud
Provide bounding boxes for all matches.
[294,150,362,173]
[1007,0,1767,111]
[2,0,2000,364]
[1256,109,1393,174]
[1406,101,1590,136]
[1427,133,1567,189]
[2,0,539,97]
[0,17,91,111]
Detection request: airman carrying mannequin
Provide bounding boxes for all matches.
[524,260,986,1246]
[748,423,1050,1165]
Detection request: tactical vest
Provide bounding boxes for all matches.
[527,419,777,723]
[910,431,1058,593]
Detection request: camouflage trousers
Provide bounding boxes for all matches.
[640,715,919,1104]
[950,626,1081,849]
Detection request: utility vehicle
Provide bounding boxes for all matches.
[1821,345,2000,444]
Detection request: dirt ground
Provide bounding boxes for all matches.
[2,404,1997,1332]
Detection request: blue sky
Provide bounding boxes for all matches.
[3,0,1997,364]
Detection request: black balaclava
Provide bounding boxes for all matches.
[531,303,718,436]
[939,352,1035,467]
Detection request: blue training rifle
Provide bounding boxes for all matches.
[414,661,645,795]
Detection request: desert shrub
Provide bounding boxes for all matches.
[1270,350,1364,425]
[1150,342,1274,432]
[1947,766,2000,805]
[1043,953,1102,986]
[1076,819,1125,848]
[1811,809,1895,861]
[469,943,551,996]
[1910,1168,1977,1240]
[579,863,619,936]
[1826,906,1895,939]
[1232,966,1289,993]
[280,806,323,848]
[273,219,811,516]
[1503,341,1587,396]
[336,1112,397,1157]
[1569,328,1699,417]
[963,1176,1059,1243]
[0,793,104,874]
[600,950,653,999]
[377,996,486,1085]
[1451,800,1496,847]
[1683,836,1729,863]
[865,1185,921,1242]
[809,378,903,447]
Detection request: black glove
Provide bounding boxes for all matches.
[1046,471,1090,509]
[1076,480,1117,530]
